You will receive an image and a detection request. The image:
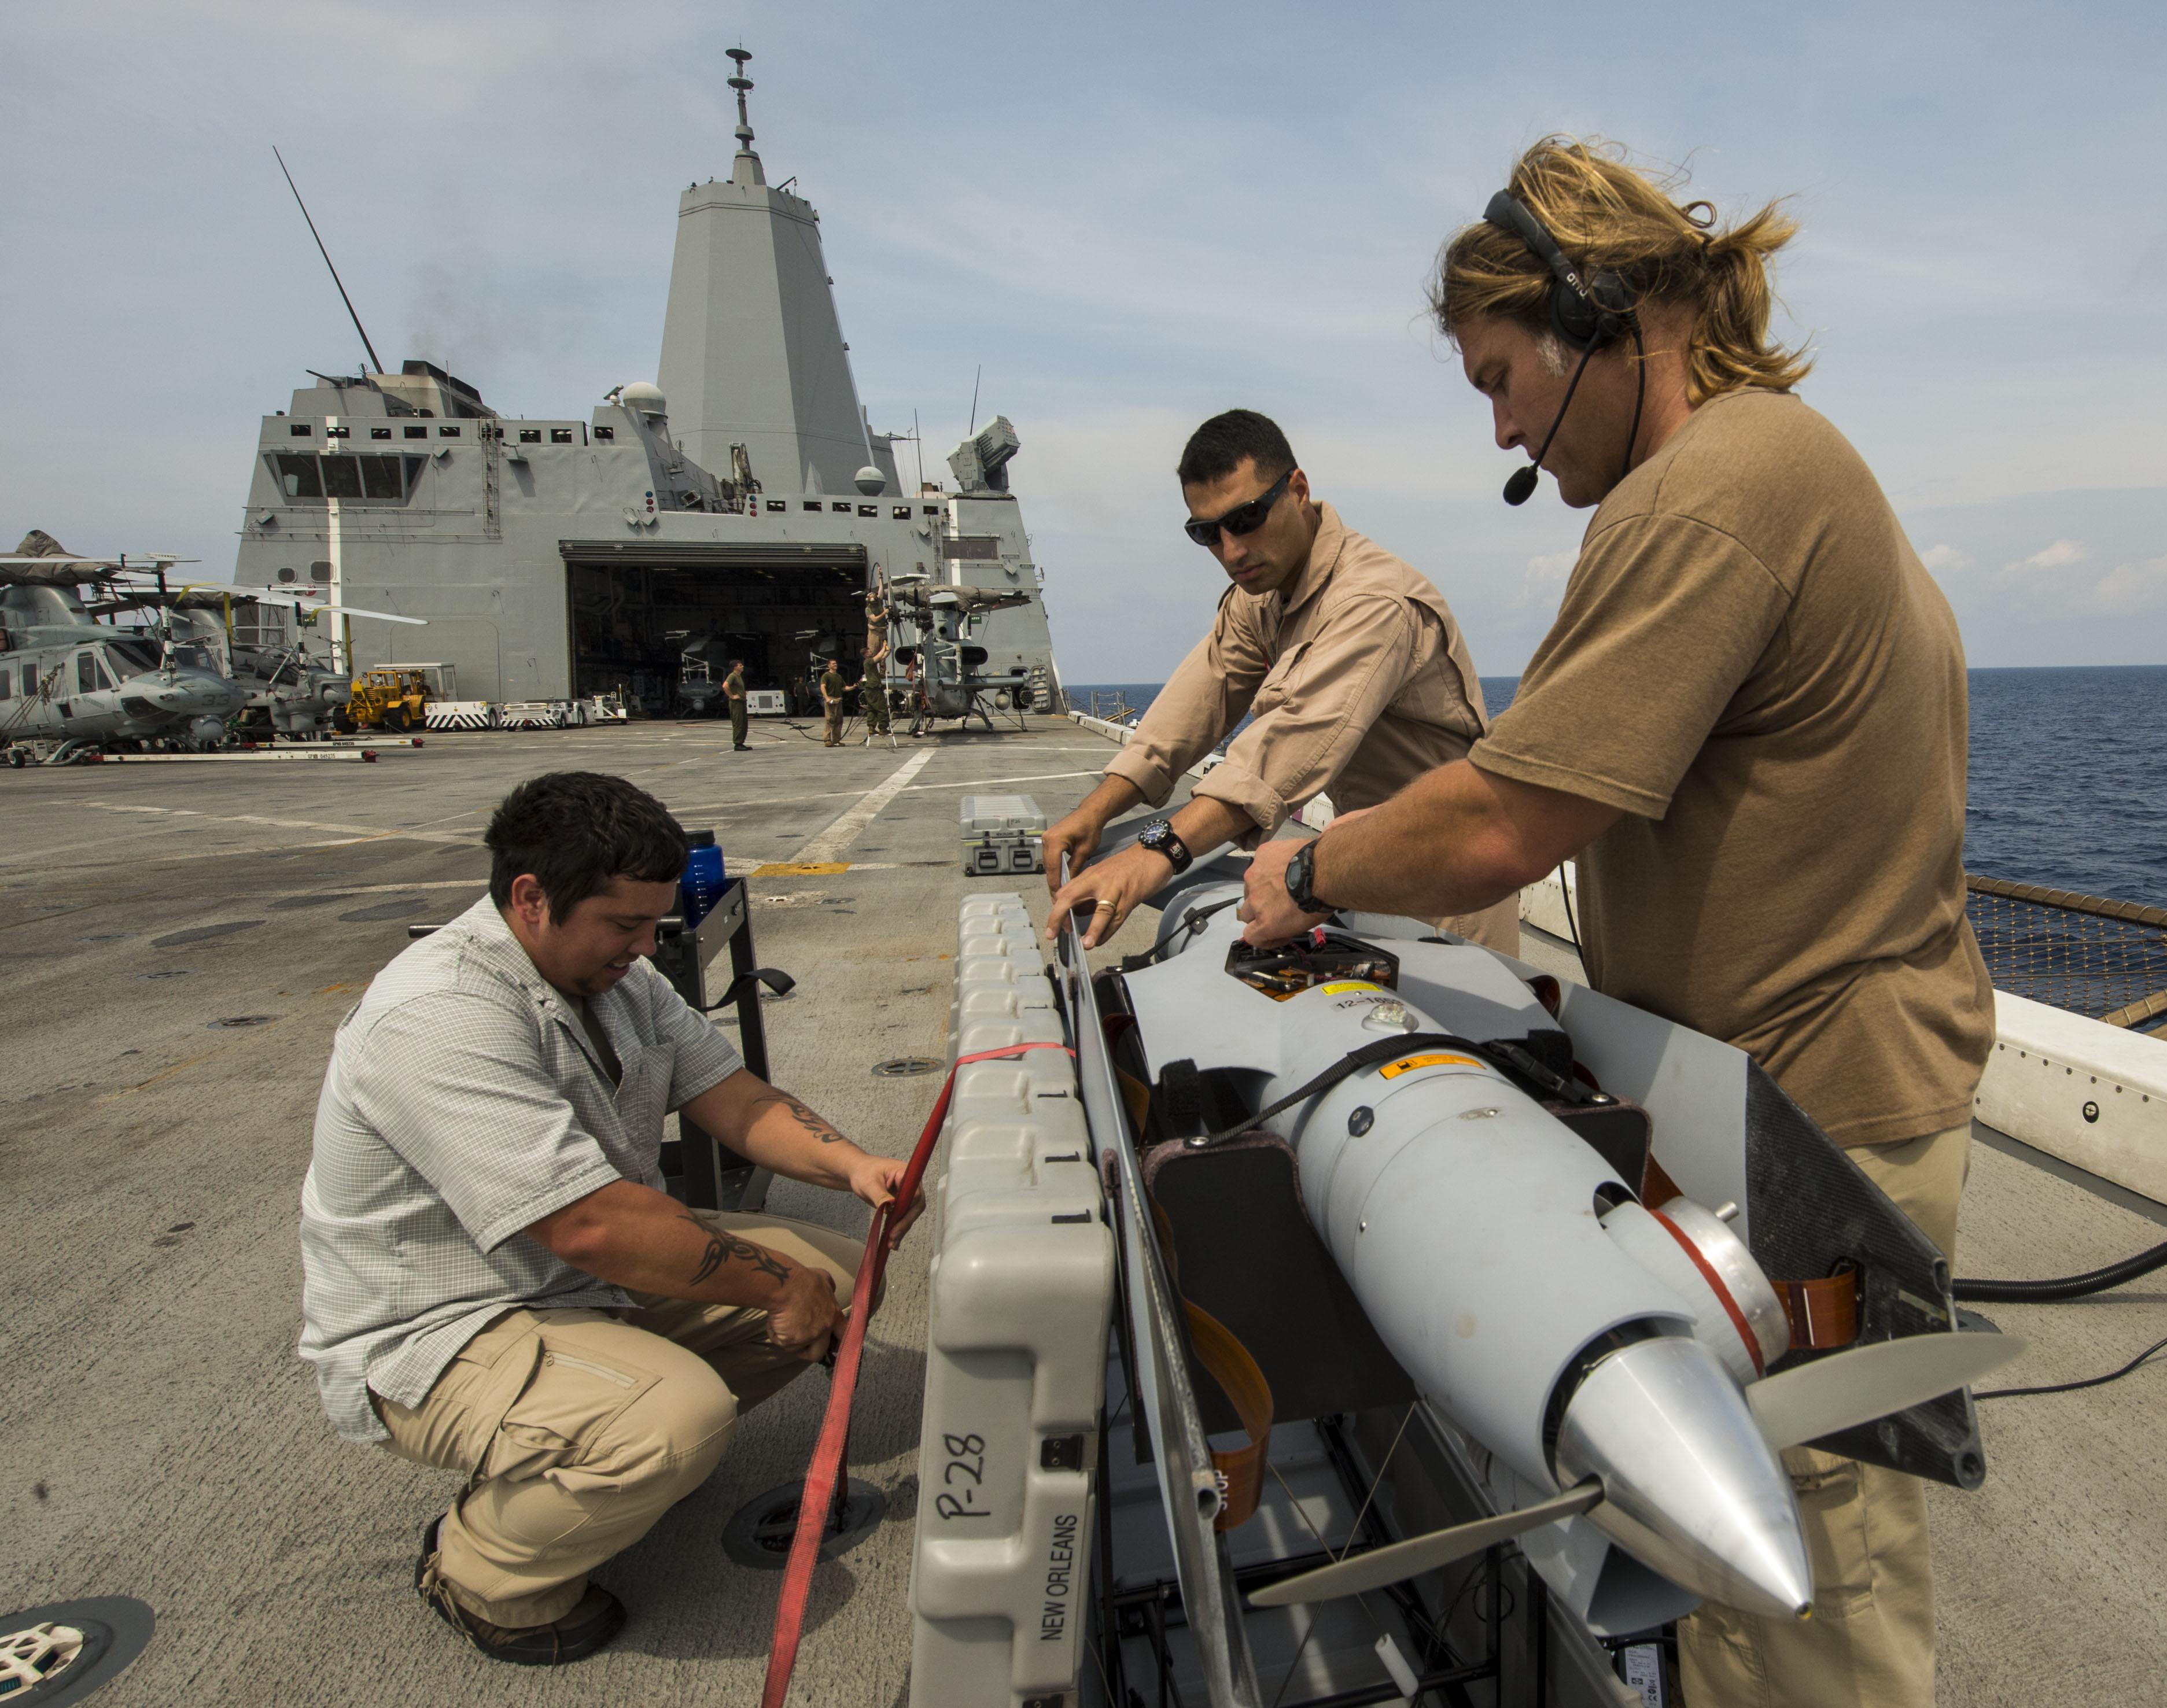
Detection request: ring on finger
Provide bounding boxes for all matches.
[1092,899,1117,910]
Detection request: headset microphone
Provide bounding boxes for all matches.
[1501,336,1600,506]
[1481,189,1639,508]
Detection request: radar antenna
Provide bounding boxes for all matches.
[272,146,385,377]
[727,46,756,153]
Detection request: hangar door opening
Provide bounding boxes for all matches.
[562,540,870,717]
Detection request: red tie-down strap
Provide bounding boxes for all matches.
[760,1041,1075,1708]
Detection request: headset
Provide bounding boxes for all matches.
[1481,189,1645,506]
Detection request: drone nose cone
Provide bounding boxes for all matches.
[1556,1334,1814,1621]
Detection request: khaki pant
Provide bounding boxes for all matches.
[823,702,845,745]
[862,683,890,735]
[377,1212,861,1629]
[1439,896,1521,957]
[1679,1122,1971,1707]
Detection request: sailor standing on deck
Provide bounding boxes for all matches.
[1238,139,1993,1708]
[1046,408,1517,954]
[819,660,847,747]
[298,772,923,1665]
[724,658,749,751]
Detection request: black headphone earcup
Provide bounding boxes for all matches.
[1550,284,1602,351]
[1553,270,1631,351]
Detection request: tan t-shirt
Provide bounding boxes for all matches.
[1471,389,1992,1146]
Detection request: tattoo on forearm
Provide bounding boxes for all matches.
[680,1213,791,1288]
[749,1089,846,1144]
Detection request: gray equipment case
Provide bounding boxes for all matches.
[961,793,1046,875]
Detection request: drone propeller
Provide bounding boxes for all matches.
[1248,1481,1604,1609]
[1745,1331,2024,1451]
[1245,1330,2022,1610]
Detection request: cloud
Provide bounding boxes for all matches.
[2091,556,2167,614]
[1517,550,1576,610]
[1918,543,1972,577]
[2004,538,2089,576]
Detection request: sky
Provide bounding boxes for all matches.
[3,1,2162,682]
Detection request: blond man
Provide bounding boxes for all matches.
[1242,140,1991,1706]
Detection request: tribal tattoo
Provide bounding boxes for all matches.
[681,1213,791,1288]
[750,1089,846,1145]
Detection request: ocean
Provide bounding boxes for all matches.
[1067,665,2167,910]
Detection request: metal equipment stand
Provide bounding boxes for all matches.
[654,875,793,1213]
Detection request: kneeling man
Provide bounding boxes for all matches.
[1047,408,1516,953]
[299,770,919,1664]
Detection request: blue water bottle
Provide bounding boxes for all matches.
[680,829,727,930]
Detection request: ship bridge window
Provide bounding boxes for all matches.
[802,501,821,512]
[404,425,429,440]
[289,423,313,437]
[518,429,542,443]
[857,504,878,518]
[891,506,911,519]
[594,425,615,442]
[551,427,574,444]
[922,505,940,516]
[268,452,421,504]
[371,426,391,440]
[276,453,323,499]
[326,425,351,438]
[438,425,461,438]
[831,502,851,514]
[277,567,297,582]
[766,500,786,512]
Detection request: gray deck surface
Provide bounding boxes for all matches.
[3,718,2162,1706]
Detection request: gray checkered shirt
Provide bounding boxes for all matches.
[298,897,743,1442]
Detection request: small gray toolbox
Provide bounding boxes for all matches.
[959,792,1045,875]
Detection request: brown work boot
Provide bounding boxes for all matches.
[414,1518,626,1665]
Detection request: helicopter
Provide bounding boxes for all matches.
[0,533,422,760]
[86,577,425,739]
[883,573,1035,724]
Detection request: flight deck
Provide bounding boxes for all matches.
[2,719,2163,1705]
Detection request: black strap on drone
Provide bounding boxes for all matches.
[1180,1028,1619,1151]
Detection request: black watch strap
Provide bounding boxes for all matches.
[1139,818,1193,875]
[1285,840,1329,913]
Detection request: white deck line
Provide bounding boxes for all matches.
[793,746,935,863]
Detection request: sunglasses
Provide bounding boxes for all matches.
[1184,468,1293,548]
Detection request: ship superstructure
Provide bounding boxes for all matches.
[231,51,1063,720]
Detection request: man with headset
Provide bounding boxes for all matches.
[1044,408,1516,955]
[1239,141,1991,1706]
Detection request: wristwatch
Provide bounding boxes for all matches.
[1285,839,1332,914]
[1137,818,1193,875]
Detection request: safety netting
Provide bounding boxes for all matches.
[1966,876,2167,1033]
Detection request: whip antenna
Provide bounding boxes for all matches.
[273,146,384,375]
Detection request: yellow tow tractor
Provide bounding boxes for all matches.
[334,665,433,733]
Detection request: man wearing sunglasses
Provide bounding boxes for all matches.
[1045,409,1515,954]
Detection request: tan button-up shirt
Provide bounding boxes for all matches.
[1107,501,1517,951]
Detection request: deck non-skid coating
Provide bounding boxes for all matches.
[0,720,1137,1708]
[2,720,2163,1705]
